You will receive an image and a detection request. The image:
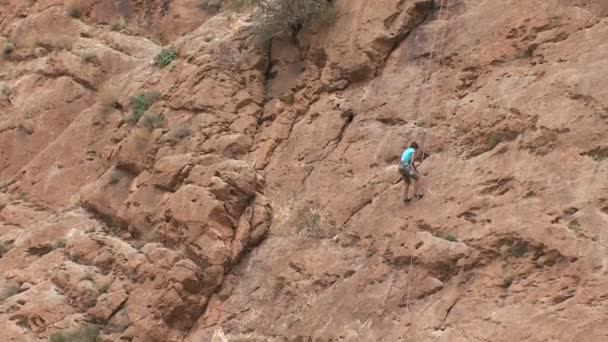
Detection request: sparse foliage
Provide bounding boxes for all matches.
[98,284,110,294]
[50,325,99,342]
[169,126,191,141]
[486,134,502,150]
[108,171,122,185]
[154,49,177,68]
[141,112,165,131]
[501,276,513,288]
[0,241,13,257]
[444,234,458,242]
[126,91,160,125]
[2,42,14,56]
[200,0,223,12]
[54,239,66,249]
[563,207,578,216]
[509,243,527,257]
[17,121,34,135]
[0,282,19,302]
[97,86,119,111]
[81,50,96,62]
[1,85,10,98]
[589,151,607,162]
[64,0,85,18]
[111,17,126,31]
[241,0,337,42]
[296,206,322,237]
[567,220,580,231]
[272,277,286,298]
[133,229,158,250]
[53,36,74,51]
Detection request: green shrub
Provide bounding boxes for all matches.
[53,36,74,51]
[54,239,66,249]
[589,151,607,162]
[98,284,110,294]
[108,171,122,185]
[1,85,10,98]
[111,17,126,31]
[272,277,286,298]
[296,207,321,237]
[563,207,578,216]
[243,0,337,42]
[64,0,85,18]
[567,220,580,231]
[444,234,458,242]
[486,134,502,150]
[126,91,160,125]
[169,126,191,141]
[81,50,96,62]
[2,42,14,56]
[200,0,223,12]
[509,243,527,257]
[154,49,177,68]
[0,283,19,302]
[50,325,98,342]
[0,241,13,257]
[17,121,34,135]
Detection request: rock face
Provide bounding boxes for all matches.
[0,0,607,341]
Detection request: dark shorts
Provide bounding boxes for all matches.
[399,165,419,184]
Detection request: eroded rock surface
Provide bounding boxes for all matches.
[0,0,607,341]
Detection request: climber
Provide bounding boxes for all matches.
[399,142,423,202]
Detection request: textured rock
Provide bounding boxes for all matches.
[0,0,606,341]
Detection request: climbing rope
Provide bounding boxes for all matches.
[405,0,451,312]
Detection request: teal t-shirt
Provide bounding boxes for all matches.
[401,148,415,166]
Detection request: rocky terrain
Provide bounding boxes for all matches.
[0,0,607,341]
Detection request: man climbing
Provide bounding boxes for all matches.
[399,142,423,202]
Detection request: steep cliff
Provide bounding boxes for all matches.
[0,0,607,341]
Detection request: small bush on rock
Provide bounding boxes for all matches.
[64,0,85,18]
[169,126,191,141]
[53,36,74,51]
[141,112,165,131]
[111,17,126,31]
[486,134,502,150]
[200,0,223,12]
[296,206,322,237]
[81,50,96,62]
[54,239,66,249]
[444,234,458,242]
[2,42,14,56]
[0,282,19,302]
[154,49,177,68]
[50,325,99,342]
[97,86,119,111]
[0,241,13,257]
[127,91,160,125]
[1,85,11,98]
[509,243,527,258]
[242,0,337,41]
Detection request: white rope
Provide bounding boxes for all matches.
[405,0,450,312]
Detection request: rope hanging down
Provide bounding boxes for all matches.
[405,0,451,312]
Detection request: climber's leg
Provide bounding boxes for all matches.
[401,167,412,202]
[411,169,423,200]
